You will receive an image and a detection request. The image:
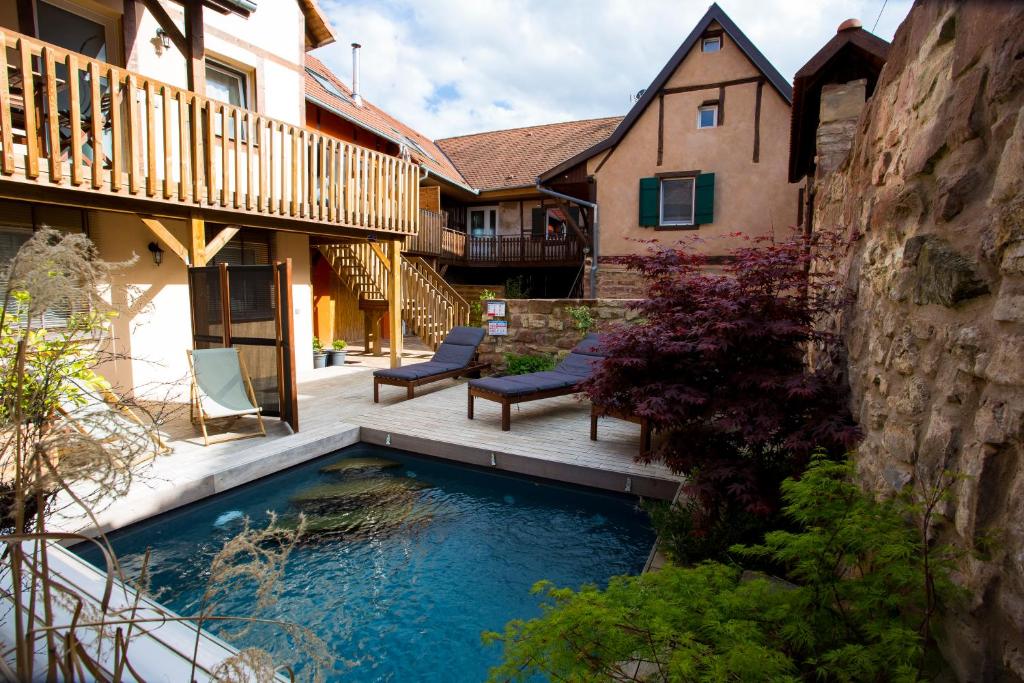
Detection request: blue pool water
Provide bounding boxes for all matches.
[74,445,655,681]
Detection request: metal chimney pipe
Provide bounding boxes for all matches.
[351,42,363,107]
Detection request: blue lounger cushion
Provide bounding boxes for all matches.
[375,361,464,381]
[468,371,579,397]
[373,326,486,381]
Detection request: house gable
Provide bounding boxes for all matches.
[540,3,791,182]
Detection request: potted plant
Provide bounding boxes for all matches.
[313,337,327,369]
[328,339,347,366]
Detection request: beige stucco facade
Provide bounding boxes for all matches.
[588,21,799,295]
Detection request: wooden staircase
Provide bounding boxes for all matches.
[319,243,470,349]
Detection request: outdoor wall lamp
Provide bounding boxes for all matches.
[148,242,164,266]
[156,28,171,51]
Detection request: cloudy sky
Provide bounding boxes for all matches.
[311,0,912,141]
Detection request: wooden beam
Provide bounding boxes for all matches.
[661,75,762,96]
[183,0,205,93]
[15,0,35,35]
[553,199,590,248]
[369,241,390,271]
[138,0,188,57]
[387,239,403,368]
[205,224,238,261]
[140,215,190,265]
[189,215,206,266]
[753,79,764,163]
[656,92,664,166]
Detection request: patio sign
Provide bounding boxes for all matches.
[487,319,509,336]
[485,300,506,318]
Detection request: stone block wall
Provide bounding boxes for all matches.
[584,259,649,299]
[811,1,1024,677]
[475,299,639,370]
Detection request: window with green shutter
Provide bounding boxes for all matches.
[694,172,715,224]
[638,177,660,227]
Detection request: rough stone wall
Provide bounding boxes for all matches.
[590,262,649,299]
[816,79,867,180]
[476,299,638,370]
[811,1,1024,678]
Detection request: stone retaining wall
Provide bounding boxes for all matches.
[476,299,639,370]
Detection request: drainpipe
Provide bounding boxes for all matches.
[535,183,598,297]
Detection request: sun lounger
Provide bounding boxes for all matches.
[467,333,605,431]
[373,326,487,402]
[187,348,266,446]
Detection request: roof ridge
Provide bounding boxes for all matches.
[435,115,624,143]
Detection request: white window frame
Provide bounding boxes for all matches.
[702,36,721,53]
[468,205,499,237]
[659,177,695,227]
[205,59,252,109]
[36,0,123,66]
[697,105,718,129]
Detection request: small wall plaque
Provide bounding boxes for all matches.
[485,300,506,318]
[487,320,508,336]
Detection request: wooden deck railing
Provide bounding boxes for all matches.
[436,231,582,266]
[0,29,419,234]
[405,208,446,254]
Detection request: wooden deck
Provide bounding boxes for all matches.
[49,342,681,536]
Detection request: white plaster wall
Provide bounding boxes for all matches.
[90,211,193,402]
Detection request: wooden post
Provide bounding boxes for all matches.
[387,239,403,368]
[183,0,205,93]
[189,215,206,267]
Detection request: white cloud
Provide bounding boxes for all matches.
[312,0,912,139]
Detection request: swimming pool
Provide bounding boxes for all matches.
[74,444,655,681]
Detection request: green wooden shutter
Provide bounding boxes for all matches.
[531,207,545,237]
[694,173,715,224]
[639,177,660,227]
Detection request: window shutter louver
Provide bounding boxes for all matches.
[638,177,660,227]
[531,208,545,237]
[694,173,715,224]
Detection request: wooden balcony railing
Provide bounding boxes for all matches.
[434,229,582,266]
[441,227,465,260]
[0,29,419,234]
[405,208,446,254]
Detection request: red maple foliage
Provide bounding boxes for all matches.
[584,235,859,518]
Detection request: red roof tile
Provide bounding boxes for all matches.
[435,117,622,192]
[304,55,469,188]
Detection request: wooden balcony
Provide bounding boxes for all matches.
[0,29,419,237]
[405,208,447,255]
[438,228,582,268]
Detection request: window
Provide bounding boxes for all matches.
[305,67,348,101]
[702,36,721,53]
[698,105,718,129]
[659,177,695,226]
[468,207,498,237]
[206,60,251,108]
[36,0,120,64]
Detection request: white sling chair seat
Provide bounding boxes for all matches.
[187,348,266,446]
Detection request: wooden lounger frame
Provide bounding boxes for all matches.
[467,384,581,431]
[590,404,653,456]
[374,361,488,403]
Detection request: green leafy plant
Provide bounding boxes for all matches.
[504,353,555,375]
[565,304,594,335]
[646,496,779,568]
[505,276,527,299]
[484,455,956,681]
[312,337,324,353]
[470,288,499,326]
[331,339,347,350]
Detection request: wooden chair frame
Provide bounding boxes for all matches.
[374,361,487,403]
[186,348,267,447]
[467,384,581,431]
[590,404,653,456]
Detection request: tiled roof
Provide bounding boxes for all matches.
[435,117,623,192]
[304,55,469,188]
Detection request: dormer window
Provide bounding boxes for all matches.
[698,104,718,129]
[702,36,721,52]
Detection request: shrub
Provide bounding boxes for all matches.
[504,353,555,375]
[484,456,955,682]
[565,304,594,335]
[331,339,347,350]
[584,235,858,519]
[312,337,323,353]
[505,275,527,299]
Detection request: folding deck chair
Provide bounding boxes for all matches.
[187,348,266,446]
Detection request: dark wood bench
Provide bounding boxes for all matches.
[375,361,487,402]
[467,383,580,431]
